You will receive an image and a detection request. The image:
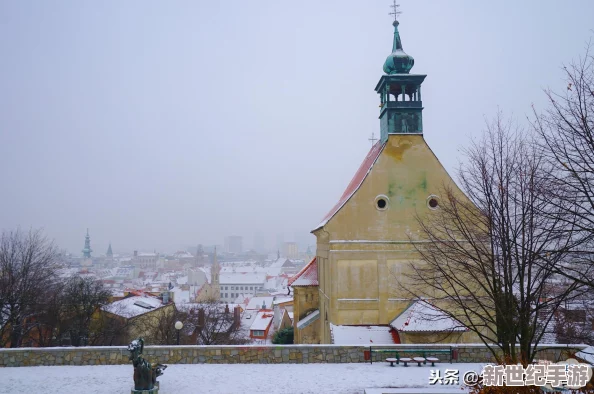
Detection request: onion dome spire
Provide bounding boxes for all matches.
[82,228,92,258]
[383,2,414,74]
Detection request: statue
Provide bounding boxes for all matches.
[127,338,167,392]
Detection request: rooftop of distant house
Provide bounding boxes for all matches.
[101,294,167,319]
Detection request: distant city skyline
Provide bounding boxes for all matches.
[64,228,313,257]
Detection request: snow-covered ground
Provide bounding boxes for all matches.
[0,362,484,394]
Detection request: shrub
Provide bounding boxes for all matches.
[272,327,294,344]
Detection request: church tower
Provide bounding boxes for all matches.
[82,228,92,259]
[106,242,113,259]
[211,247,221,300]
[376,16,426,140]
[291,5,475,345]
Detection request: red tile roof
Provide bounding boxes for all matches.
[312,141,385,231]
[288,257,318,287]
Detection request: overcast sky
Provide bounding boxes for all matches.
[1,1,593,255]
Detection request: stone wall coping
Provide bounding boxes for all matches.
[0,343,587,354]
[448,343,589,349]
[1,343,587,368]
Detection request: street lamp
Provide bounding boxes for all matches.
[175,320,183,345]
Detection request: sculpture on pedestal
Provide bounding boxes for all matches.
[127,338,167,392]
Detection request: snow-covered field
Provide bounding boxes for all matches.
[0,362,484,394]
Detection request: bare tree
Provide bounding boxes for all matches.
[59,276,112,346]
[26,280,64,347]
[90,312,133,346]
[143,306,183,345]
[0,229,58,348]
[400,114,586,365]
[553,290,594,345]
[180,302,248,345]
[533,40,594,288]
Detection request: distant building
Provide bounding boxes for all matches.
[106,243,113,259]
[253,233,266,254]
[276,233,284,251]
[131,250,158,270]
[194,244,207,265]
[194,247,221,302]
[224,236,243,254]
[283,242,299,259]
[219,272,266,303]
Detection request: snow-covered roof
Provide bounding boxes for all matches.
[288,257,318,287]
[102,295,165,318]
[220,272,266,285]
[136,252,157,257]
[172,251,194,259]
[250,310,274,331]
[272,296,293,305]
[313,141,385,231]
[172,287,190,304]
[390,301,467,332]
[330,324,396,345]
[113,267,134,277]
[270,258,289,268]
[246,296,274,311]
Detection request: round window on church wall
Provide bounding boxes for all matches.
[427,195,439,210]
[375,195,389,211]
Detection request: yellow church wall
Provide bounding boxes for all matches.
[313,134,476,343]
[335,260,378,300]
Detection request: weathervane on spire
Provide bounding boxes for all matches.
[389,0,402,22]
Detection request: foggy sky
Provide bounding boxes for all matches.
[1,1,593,255]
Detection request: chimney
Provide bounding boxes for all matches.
[233,306,241,329]
[198,308,206,329]
[273,304,280,329]
[225,304,230,314]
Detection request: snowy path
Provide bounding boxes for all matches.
[0,362,483,394]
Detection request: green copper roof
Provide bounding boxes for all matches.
[383,20,414,75]
[82,228,92,258]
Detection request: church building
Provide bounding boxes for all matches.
[291,10,476,344]
[194,247,222,302]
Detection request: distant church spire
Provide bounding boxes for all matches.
[211,246,220,286]
[106,242,113,258]
[82,228,93,258]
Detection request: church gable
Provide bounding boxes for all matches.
[313,142,385,232]
[319,134,461,241]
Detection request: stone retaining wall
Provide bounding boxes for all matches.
[0,344,587,367]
